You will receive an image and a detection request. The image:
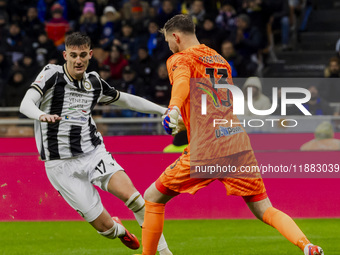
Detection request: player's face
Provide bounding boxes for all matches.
[164,31,179,54]
[63,45,93,80]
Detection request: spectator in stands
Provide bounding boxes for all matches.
[241,0,271,51]
[45,3,70,50]
[115,65,146,117]
[131,46,155,85]
[37,0,68,24]
[180,0,191,14]
[121,0,150,21]
[215,0,237,33]
[118,65,146,97]
[324,57,340,78]
[146,20,171,63]
[150,63,171,106]
[66,0,86,28]
[95,0,118,15]
[99,64,115,87]
[189,0,206,27]
[103,44,128,80]
[0,49,11,105]
[292,85,333,115]
[78,2,100,46]
[266,0,291,51]
[0,0,8,20]
[121,0,150,37]
[220,40,256,77]
[3,69,29,108]
[114,20,139,60]
[300,121,340,151]
[336,37,340,60]
[3,23,27,65]
[22,6,44,40]
[32,31,60,67]
[288,0,304,30]
[99,6,121,51]
[99,65,121,118]
[197,15,224,52]
[242,76,272,116]
[0,11,7,40]
[17,52,40,83]
[298,0,312,32]
[156,0,178,28]
[231,14,263,62]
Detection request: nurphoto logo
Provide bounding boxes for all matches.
[200,84,312,128]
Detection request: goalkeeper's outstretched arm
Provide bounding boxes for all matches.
[111,92,167,115]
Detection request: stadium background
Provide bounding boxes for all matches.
[0,0,339,254]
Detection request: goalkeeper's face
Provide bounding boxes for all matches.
[164,30,180,54]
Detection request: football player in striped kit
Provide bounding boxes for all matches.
[20,32,172,255]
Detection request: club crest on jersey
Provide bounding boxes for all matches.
[84,81,92,90]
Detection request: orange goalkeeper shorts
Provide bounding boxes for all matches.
[156,148,266,197]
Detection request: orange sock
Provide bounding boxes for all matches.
[263,207,310,251]
[142,200,165,255]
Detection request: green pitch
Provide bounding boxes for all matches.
[0,219,338,255]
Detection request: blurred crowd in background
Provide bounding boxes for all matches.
[0,0,339,118]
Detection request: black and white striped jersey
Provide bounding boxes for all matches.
[31,64,120,161]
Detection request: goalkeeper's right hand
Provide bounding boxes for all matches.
[162,105,181,136]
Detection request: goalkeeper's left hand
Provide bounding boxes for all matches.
[162,105,182,136]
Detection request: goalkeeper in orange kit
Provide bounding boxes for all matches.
[136,14,324,255]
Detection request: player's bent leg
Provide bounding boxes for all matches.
[90,208,119,232]
[112,216,140,250]
[125,191,173,255]
[91,208,140,249]
[142,182,176,255]
[106,171,173,254]
[245,196,324,254]
[107,170,138,202]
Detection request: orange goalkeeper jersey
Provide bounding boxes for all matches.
[166,44,252,160]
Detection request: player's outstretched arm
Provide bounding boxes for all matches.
[113,92,167,115]
[39,114,62,123]
[20,89,62,123]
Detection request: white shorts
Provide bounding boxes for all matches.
[45,144,124,222]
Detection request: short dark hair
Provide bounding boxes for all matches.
[161,14,195,34]
[65,32,91,48]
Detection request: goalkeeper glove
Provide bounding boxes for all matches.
[162,106,181,135]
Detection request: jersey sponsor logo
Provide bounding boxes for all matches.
[64,115,87,122]
[215,126,243,139]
